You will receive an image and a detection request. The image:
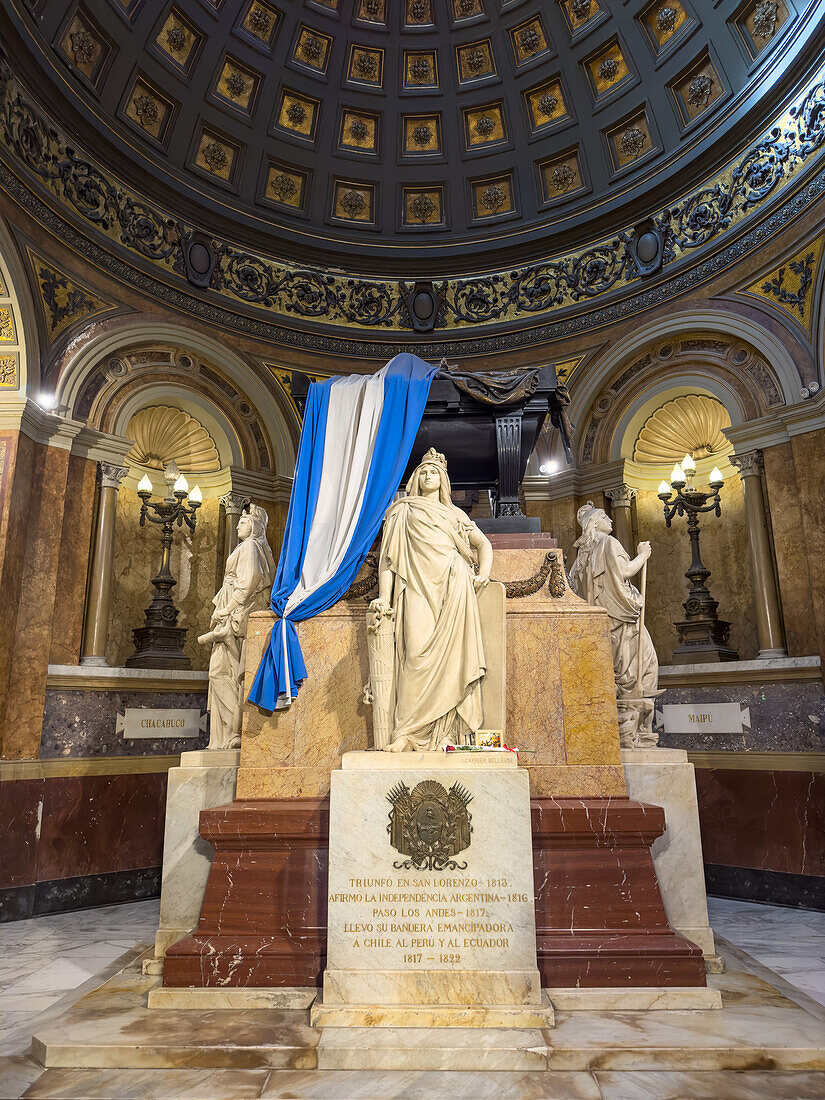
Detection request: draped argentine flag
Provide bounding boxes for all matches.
[247,353,439,711]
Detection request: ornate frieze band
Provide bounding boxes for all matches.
[0,58,824,339]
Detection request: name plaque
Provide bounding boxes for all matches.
[323,755,541,1007]
[116,708,207,740]
[655,702,751,736]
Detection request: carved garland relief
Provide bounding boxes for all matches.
[0,61,824,332]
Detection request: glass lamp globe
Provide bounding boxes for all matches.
[670,463,686,487]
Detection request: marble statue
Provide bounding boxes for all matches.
[199,504,276,750]
[366,448,493,752]
[569,501,659,748]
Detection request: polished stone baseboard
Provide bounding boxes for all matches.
[0,884,35,922]
[148,987,317,1010]
[0,867,160,922]
[706,865,825,911]
[310,991,556,1030]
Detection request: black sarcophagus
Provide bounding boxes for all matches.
[288,363,572,530]
[404,364,572,527]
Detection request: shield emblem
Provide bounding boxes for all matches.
[387,779,473,871]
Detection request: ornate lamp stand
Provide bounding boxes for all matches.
[126,465,202,669]
[658,456,738,664]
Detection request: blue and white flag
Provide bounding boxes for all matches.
[247,353,439,711]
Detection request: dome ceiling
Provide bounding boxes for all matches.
[1,0,816,275]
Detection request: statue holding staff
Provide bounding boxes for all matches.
[569,501,659,748]
[199,504,276,750]
[365,448,493,752]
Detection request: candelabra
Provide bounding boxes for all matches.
[125,464,202,669]
[658,454,738,663]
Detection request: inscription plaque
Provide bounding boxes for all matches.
[655,702,751,736]
[116,708,207,740]
[323,753,541,1007]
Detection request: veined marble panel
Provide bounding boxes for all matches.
[154,752,240,957]
[41,688,208,758]
[238,545,624,799]
[323,757,540,1007]
[658,680,825,752]
[621,749,718,959]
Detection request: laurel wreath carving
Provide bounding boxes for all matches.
[503,550,567,598]
[343,553,379,600]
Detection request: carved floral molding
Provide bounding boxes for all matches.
[0,58,824,336]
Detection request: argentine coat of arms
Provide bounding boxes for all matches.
[386,780,473,870]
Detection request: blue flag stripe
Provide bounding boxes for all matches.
[247,354,437,711]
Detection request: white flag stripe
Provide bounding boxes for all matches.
[283,369,386,623]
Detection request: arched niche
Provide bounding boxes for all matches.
[53,319,297,477]
[576,330,786,472]
[0,218,40,401]
[568,308,801,446]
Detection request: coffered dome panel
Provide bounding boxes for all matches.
[0,0,816,276]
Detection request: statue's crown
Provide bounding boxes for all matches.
[420,447,448,471]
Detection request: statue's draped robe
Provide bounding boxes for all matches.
[381,495,485,749]
[568,533,657,701]
[208,536,276,748]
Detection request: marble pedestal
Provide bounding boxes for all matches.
[621,748,720,967]
[148,749,240,968]
[312,751,552,1031]
[164,542,705,993]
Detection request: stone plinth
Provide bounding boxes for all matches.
[163,786,707,991]
[313,751,548,1027]
[237,545,626,801]
[162,798,329,989]
[150,750,240,964]
[621,747,719,964]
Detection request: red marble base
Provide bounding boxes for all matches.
[532,798,706,987]
[163,795,706,989]
[163,800,329,989]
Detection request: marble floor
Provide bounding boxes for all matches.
[0,896,823,1098]
[706,896,825,1009]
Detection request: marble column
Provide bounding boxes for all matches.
[219,491,250,566]
[80,463,128,667]
[604,484,637,555]
[731,450,787,658]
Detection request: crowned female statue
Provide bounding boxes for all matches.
[366,448,493,752]
[568,502,659,747]
[199,504,276,750]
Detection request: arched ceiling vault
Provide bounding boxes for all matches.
[1,0,821,278]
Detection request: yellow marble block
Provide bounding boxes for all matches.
[237,547,625,799]
[240,606,370,772]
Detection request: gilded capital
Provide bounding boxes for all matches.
[99,463,129,490]
[604,484,637,508]
[220,491,251,515]
[730,451,764,479]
